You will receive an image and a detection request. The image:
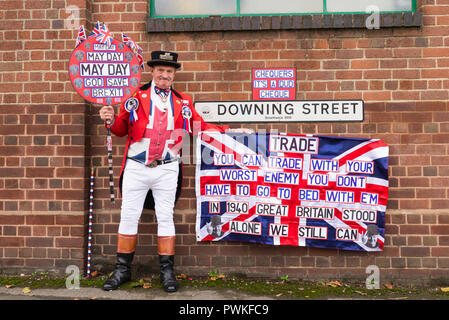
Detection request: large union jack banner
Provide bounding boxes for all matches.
[195,132,389,252]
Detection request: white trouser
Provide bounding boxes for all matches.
[118,159,179,236]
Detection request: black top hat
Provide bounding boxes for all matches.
[210,215,222,226]
[146,51,181,69]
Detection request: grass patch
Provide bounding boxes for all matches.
[180,277,449,299]
[1,272,448,300]
[0,272,104,290]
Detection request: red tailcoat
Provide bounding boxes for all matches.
[109,81,228,209]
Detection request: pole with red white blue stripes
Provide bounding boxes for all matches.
[87,167,94,278]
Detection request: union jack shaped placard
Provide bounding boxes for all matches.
[195,132,389,252]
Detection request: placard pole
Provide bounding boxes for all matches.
[105,118,115,204]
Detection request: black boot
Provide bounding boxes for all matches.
[103,252,134,291]
[159,255,179,292]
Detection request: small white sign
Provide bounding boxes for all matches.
[194,100,364,123]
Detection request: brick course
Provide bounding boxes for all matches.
[0,0,448,283]
[89,210,449,281]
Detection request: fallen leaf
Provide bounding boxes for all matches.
[384,283,393,290]
[22,287,32,294]
[354,290,367,296]
[89,296,97,300]
[276,293,283,297]
[326,281,342,287]
[5,284,15,289]
[176,274,187,280]
[440,287,449,292]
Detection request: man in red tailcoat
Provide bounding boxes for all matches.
[99,51,250,292]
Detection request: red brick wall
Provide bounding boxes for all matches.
[1,0,448,282]
[0,0,92,273]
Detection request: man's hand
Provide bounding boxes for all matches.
[99,105,115,122]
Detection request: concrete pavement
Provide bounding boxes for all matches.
[0,285,274,300]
